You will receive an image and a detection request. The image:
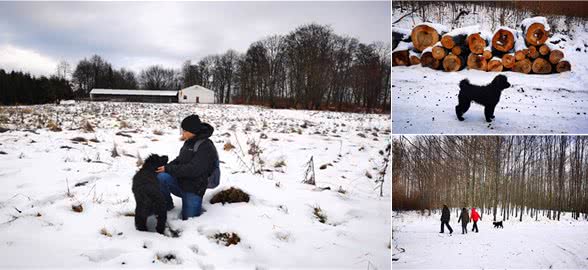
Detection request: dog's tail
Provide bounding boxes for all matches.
[459,79,470,90]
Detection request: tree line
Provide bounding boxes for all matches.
[67,23,389,112]
[392,136,588,221]
[0,69,73,105]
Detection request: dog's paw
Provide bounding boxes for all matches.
[486,119,493,123]
[457,117,465,121]
[491,115,495,119]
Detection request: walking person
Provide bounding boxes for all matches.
[440,204,453,234]
[457,207,470,234]
[471,208,481,233]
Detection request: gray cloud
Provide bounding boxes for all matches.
[0,1,390,76]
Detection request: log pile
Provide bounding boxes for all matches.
[392,17,571,74]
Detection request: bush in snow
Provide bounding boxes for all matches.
[210,232,241,247]
[210,187,250,205]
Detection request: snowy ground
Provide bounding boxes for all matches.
[0,102,391,269]
[392,210,588,269]
[392,8,588,134]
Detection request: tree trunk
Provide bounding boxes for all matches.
[488,58,504,72]
[421,51,441,70]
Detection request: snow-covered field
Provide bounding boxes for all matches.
[0,102,391,269]
[392,8,588,134]
[392,210,588,269]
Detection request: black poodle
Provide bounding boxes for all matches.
[455,74,511,122]
[132,154,168,234]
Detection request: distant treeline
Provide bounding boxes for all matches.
[0,23,390,112]
[0,69,73,105]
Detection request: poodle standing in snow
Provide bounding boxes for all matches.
[132,154,169,234]
[455,74,511,122]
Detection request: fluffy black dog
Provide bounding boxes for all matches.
[455,74,511,122]
[132,154,168,234]
[493,221,504,228]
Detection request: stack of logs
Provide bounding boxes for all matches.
[392,19,571,74]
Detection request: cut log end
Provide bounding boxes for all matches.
[525,23,549,46]
[441,35,455,49]
[528,46,540,59]
[392,50,410,66]
[532,58,552,74]
[512,59,532,74]
[515,50,527,61]
[432,46,447,60]
[421,52,441,70]
[410,55,421,66]
[488,59,504,72]
[556,60,571,73]
[467,33,486,54]
[442,54,464,72]
[411,25,440,52]
[451,46,463,56]
[502,54,515,69]
[549,50,564,65]
[539,44,550,56]
[483,50,492,60]
[492,29,515,52]
[467,53,487,71]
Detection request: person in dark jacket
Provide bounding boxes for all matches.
[155,115,219,220]
[457,207,470,234]
[440,205,453,234]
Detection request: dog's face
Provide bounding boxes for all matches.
[143,154,168,170]
[493,75,511,90]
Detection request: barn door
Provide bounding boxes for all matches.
[196,97,200,103]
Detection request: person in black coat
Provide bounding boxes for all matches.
[457,207,470,234]
[440,204,453,234]
[156,115,219,220]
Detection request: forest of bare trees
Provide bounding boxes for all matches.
[392,136,588,221]
[67,23,389,112]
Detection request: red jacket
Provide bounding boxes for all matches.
[471,208,480,222]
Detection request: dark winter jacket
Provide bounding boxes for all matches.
[165,123,218,197]
[458,208,470,225]
[441,206,450,222]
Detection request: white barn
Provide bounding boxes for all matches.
[178,85,215,104]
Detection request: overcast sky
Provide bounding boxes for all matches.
[0,1,390,77]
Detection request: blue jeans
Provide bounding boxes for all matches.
[157,172,202,220]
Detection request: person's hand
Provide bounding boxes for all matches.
[156,166,165,173]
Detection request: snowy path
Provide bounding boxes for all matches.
[392,67,588,134]
[392,211,588,269]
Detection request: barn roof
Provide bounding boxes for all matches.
[180,85,214,93]
[90,89,178,96]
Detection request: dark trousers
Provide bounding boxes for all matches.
[440,221,453,233]
[472,221,479,232]
[461,224,468,234]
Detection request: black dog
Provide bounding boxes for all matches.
[493,221,504,228]
[132,154,168,234]
[455,74,511,122]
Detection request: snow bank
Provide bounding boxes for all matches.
[444,25,480,36]
[416,22,449,35]
[521,16,551,31]
[59,100,76,105]
[393,41,413,52]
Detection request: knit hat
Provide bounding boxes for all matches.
[181,115,202,134]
